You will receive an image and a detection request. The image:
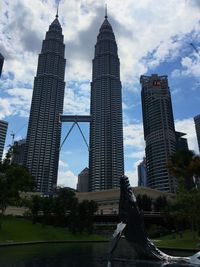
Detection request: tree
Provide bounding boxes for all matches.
[154,196,168,212]
[27,195,42,224]
[169,187,200,239]
[41,197,53,226]
[53,187,77,227]
[78,200,98,234]
[68,200,98,234]
[0,146,34,228]
[168,150,198,190]
[136,194,152,211]
[168,150,200,238]
[24,187,98,233]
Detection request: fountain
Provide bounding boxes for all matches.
[108,175,200,266]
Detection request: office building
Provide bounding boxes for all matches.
[0,120,8,161]
[0,54,7,161]
[141,74,177,193]
[138,158,147,187]
[12,139,26,165]
[175,131,188,151]
[89,12,124,191]
[76,186,173,215]
[25,13,66,193]
[194,114,200,153]
[77,167,89,192]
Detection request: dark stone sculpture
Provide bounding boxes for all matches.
[108,175,200,265]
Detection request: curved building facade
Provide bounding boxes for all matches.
[194,114,200,153]
[89,15,124,191]
[141,74,177,193]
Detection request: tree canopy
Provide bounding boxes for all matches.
[0,146,34,228]
[167,150,200,238]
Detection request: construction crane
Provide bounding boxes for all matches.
[10,123,27,145]
[190,42,200,55]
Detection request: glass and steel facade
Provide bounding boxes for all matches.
[138,158,147,187]
[25,16,66,193]
[194,114,200,153]
[141,74,177,193]
[0,120,8,161]
[12,139,26,165]
[89,16,124,191]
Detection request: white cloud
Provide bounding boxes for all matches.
[122,102,131,110]
[181,55,200,78]
[0,98,12,119]
[1,1,200,84]
[125,159,142,187]
[59,159,69,169]
[171,69,181,78]
[123,123,145,187]
[0,88,32,119]
[57,170,78,189]
[64,86,90,115]
[175,117,199,153]
[1,0,200,120]
[126,151,145,159]
[123,123,145,149]
[171,49,200,80]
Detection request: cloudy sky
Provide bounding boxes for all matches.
[0,0,200,188]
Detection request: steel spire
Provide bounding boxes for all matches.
[105,3,108,19]
[56,2,59,18]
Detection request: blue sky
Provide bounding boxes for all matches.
[0,0,199,188]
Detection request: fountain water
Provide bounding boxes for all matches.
[108,175,200,266]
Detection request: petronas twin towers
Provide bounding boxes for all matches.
[89,15,124,191]
[25,15,66,193]
[25,11,124,193]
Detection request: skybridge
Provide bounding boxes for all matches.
[59,114,91,151]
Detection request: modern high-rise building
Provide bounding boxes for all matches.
[25,13,66,193]
[89,13,124,191]
[0,54,7,161]
[0,120,8,161]
[175,131,188,151]
[138,158,147,187]
[12,139,26,165]
[0,53,4,77]
[194,114,200,153]
[141,74,177,193]
[77,167,89,192]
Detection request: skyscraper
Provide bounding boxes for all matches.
[141,74,177,193]
[0,56,7,161]
[77,167,89,192]
[25,13,66,194]
[175,131,188,151]
[12,139,26,165]
[0,120,8,161]
[0,53,4,77]
[89,13,124,191]
[194,114,200,153]
[138,158,147,187]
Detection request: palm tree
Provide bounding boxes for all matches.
[168,150,200,238]
[168,150,197,190]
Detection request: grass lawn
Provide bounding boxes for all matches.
[0,217,106,244]
[152,230,200,250]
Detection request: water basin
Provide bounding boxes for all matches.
[0,240,197,267]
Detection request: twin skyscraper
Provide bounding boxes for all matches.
[25,9,184,195]
[25,11,124,194]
